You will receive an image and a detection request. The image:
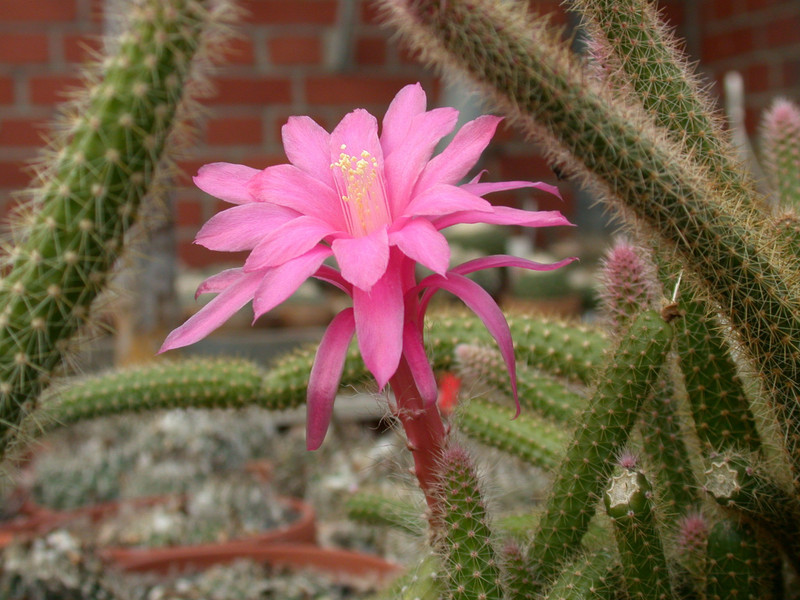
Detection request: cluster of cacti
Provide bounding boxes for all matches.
[3,0,800,598]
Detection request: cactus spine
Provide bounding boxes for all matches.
[0,0,233,459]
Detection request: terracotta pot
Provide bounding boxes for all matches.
[109,541,403,586]
[99,495,316,566]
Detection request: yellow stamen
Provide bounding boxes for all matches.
[331,146,391,237]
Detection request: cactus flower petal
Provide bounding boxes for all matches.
[307,308,356,451]
[194,163,260,205]
[163,83,573,448]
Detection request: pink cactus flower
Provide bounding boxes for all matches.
[160,83,573,450]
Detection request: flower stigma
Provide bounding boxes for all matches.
[331,144,391,237]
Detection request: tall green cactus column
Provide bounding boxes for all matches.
[0,0,233,459]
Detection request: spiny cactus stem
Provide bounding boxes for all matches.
[390,356,448,528]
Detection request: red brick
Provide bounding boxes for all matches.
[268,36,322,66]
[217,37,256,66]
[89,0,105,22]
[741,62,770,93]
[206,116,263,145]
[63,34,103,63]
[304,76,421,105]
[355,37,387,66]
[784,57,800,87]
[29,75,83,105]
[745,0,785,10]
[0,0,77,21]
[0,34,49,64]
[765,15,800,48]
[239,0,338,25]
[0,76,14,105]
[0,159,35,188]
[207,76,292,105]
[659,0,685,28]
[360,2,382,25]
[175,198,204,228]
[0,118,47,147]
[702,28,755,62]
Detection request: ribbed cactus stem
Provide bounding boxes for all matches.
[456,397,568,470]
[760,98,800,208]
[704,519,764,600]
[546,551,620,600]
[345,491,425,536]
[501,542,537,600]
[455,343,585,422]
[675,511,709,582]
[431,312,607,385]
[35,358,274,431]
[572,0,761,215]
[604,468,674,599]
[382,0,800,495]
[528,308,675,583]
[703,457,800,574]
[0,0,233,459]
[434,444,504,600]
[597,239,660,333]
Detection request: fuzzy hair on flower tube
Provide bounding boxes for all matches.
[160,83,573,456]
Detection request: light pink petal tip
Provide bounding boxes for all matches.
[159,271,262,353]
[282,116,334,187]
[418,272,519,415]
[451,255,577,277]
[252,246,333,321]
[306,308,356,451]
[381,83,426,153]
[332,228,390,291]
[194,163,260,205]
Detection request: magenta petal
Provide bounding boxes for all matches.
[306,308,356,450]
[244,216,338,271]
[384,107,458,216]
[353,269,403,389]
[331,228,389,291]
[195,268,245,298]
[417,272,519,415]
[251,246,333,320]
[451,255,577,276]
[404,184,493,217]
[195,203,299,251]
[248,164,345,230]
[389,219,449,275]
[461,180,561,198]
[380,83,426,154]
[282,116,334,188]
[313,265,353,296]
[330,109,383,166]
[434,207,573,230]
[402,320,438,405]
[194,163,260,205]
[160,271,262,352]
[415,115,502,192]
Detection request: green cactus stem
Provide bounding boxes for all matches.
[345,491,426,537]
[456,396,568,471]
[434,444,504,600]
[455,343,585,423]
[703,457,800,574]
[382,0,800,495]
[546,551,620,600]
[604,468,674,599]
[528,308,675,584]
[704,519,764,600]
[572,0,762,216]
[430,311,607,385]
[501,542,538,600]
[0,0,234,459]
[674,298,762,455]
[760,98,800,208]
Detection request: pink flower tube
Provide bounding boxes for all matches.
[160,84,573,495]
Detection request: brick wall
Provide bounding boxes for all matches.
[0,0,797,269]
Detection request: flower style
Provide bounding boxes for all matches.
[160,83,573,450]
